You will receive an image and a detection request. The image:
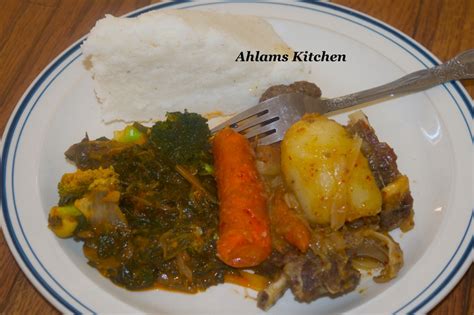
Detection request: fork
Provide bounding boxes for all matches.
[211,49,474,145]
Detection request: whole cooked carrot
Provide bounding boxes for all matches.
[213,128,271,268]
[270,189,311,252]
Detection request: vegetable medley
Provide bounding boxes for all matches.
[49,112,236,291]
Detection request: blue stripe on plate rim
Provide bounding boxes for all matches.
[0,0,472,313]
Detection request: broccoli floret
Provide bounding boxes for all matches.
[149,111,212,170]
[58,167,119,206]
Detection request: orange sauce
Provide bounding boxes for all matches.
[224,271,270,291]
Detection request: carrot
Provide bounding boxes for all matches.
[213,128,271,268]
[271,189,311,252]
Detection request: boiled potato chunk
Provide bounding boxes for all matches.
[281,114,382,228]
[347,154,382,221]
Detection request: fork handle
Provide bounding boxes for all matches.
[322,49,474,111]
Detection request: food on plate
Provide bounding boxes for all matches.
[49,7,414,310]
[346,112,414,231]
[250,83,412,309]
[213,128,271,268]
[82,10,308,122]
[49,79,414,310]
[256,225,404,310]
[52,113,235,292]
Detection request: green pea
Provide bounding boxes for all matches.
[203,163,214,175]
[114,125,145,144]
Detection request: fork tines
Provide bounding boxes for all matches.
[211,98,280,143]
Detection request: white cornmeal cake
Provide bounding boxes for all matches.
[82,10,309,123]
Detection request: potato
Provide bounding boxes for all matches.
[281,114,382,228]
[346,154,383,221]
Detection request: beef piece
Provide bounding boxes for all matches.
[346,215,380,230]
[256,226,406,310]
[346,115,400,188]
[257,250,360,311]
[284,250,360,303]
[346,112,414,231]
[259,81,322,102]
[379,193,414,231]
[252,250,290,278]
[65,136,132,170]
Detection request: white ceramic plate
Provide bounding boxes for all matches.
[1,1,472,314]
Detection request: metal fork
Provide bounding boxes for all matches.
[211,49,474,145]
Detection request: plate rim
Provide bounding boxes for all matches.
[1,0,472,313]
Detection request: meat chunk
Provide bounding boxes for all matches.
[259,81,322,102]
[346,112,400,188]
[284,251,360,303]
[256,226,405,310]
[256,249,359,310]
[380,193,413,231]
[65,136,132,170]
[346,111,414,232]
